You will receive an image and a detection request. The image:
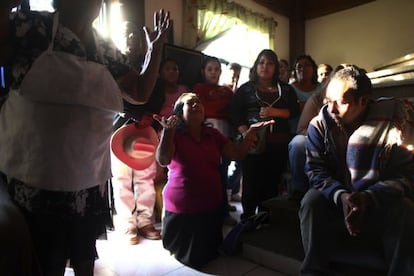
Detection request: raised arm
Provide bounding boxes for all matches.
[118,9,171,104]
[153,114,178,166]
[222,120,275,160]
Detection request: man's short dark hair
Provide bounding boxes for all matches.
[332,64,372,99]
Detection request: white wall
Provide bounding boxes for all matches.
[144,0,290,61]
[306,0,414,71]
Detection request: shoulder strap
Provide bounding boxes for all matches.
[47,12,59,51]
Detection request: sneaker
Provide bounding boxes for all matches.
[138,224,162,240]
[231,193,242,202]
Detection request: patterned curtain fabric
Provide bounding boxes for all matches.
[183,0,277,49]
[197,9,237,45]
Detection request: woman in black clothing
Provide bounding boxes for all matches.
[231,49,299,220]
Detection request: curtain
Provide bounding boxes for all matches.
[197,9,238,45]
[183,0,277,49]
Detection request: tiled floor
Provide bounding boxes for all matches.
[65,202,287,276]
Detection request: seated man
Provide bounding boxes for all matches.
[299,64,414,275]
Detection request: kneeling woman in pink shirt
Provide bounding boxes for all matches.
[153,93,273,269]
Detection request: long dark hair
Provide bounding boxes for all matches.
[149,58,181,113]
[249,49,280,86]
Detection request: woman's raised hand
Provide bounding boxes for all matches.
[249,119,275,130]
[240,119,275,142]
[153,114,179,129]
[143,9,171,50]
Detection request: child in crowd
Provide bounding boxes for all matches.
[192,56,237,225]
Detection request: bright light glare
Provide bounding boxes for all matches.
[202,24,269,68]
[109,2,126,52]
[93,1,126,52]
[29,0,54,11]
[93,3,108,38]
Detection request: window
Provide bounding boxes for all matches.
[192,3,274,86]
[199,24,269,68]
[199,24,268,86]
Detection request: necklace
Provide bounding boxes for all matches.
[255,82,282,107]
[255,82,282,132]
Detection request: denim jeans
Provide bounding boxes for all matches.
[288,135,309,195]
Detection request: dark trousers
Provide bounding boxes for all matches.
[299,188,414,276]
[162,209,223,269]
[219,158,232,217]
[241,143,288,219]
[227,160,242,195]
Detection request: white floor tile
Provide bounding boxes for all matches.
[64,202,289,276]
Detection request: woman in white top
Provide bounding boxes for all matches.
[0,0,170,274]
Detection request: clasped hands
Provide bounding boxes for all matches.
[340,192,372,237]
[259,107,273,119]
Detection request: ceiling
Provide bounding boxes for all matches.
[253,0,375,19]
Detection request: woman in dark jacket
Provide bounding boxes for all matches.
[231,49,299,220]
